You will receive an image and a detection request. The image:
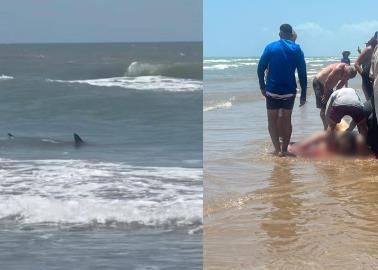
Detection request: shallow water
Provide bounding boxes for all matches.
[0,227,202,270]
[204,57,378,269]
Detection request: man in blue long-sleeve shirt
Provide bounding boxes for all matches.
[257,24,307,156]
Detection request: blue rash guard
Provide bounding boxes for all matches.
[257,39,307,101]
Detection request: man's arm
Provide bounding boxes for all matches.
[257,46,271,96]
[354,47,372,74]
[297,49,307,105]
[324,67,343,92]
[336,78,348,90]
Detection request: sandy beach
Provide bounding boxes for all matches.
[204,57,378,269]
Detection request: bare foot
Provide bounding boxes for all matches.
[280,151,296,157]
[270,150,280,156]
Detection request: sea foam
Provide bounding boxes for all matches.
[0,159,203,228]
[0,74,14,80]
[204,98,234,112]
[47,76,202,92]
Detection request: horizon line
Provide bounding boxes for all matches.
[0,40,203,45]
[204,55,353,58]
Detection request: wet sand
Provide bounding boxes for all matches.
[204,57,378,269]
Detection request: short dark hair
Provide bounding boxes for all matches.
[280,24,293,35]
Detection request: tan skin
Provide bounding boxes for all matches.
[289,129,372,158]
[354,45,374,74]
[327,118,368,138]
[315,63,357,129]
[316,63,356,102]
[354,45,374,99]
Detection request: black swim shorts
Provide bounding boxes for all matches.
[266,95,295,110]
[313,77,333,109]
[326,105,365,125]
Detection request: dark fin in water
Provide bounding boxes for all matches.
[73,133,84,147]
[7,133,15,139]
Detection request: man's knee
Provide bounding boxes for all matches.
[281,110,293,122]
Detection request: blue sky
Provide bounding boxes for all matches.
[204,0,378,57]
[0,0,202,43]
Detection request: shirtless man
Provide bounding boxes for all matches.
[313,63,357,129]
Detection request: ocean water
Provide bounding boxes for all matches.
[0,42,203,270]
[204,56,378,269]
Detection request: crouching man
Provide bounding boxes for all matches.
[325,88,368,137]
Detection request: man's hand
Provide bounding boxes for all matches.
[299,99,306,107]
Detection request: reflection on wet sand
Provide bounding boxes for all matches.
[204,56,378,269]
[260,162,301,249]
[204,157,378,269]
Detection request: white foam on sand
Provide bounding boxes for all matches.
[47,76,202,92]
[204,98,234,112]
[0,159,203,228]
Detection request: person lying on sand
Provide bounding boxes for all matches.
[325,88,368,137]
[313,63,357,129]
[288,129,372,158]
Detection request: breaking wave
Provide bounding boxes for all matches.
[0,74,14,81]
[126,61,202,80]
[0,159,203,230]
[47,76,202,92]
[204,98,234,112]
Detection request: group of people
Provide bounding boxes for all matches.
[257,24,378,158]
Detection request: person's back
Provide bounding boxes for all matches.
[258,39,306,97]
[331,87,363,108]
[325,88,367,137]
[316,63,346,86]
[257,24,307,156]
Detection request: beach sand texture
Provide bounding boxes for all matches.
[204,57,378,269]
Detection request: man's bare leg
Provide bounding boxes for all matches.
[280,109,293,155]
[267,109,281,155]
[277,109,284,142]
[320,108,327,130]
